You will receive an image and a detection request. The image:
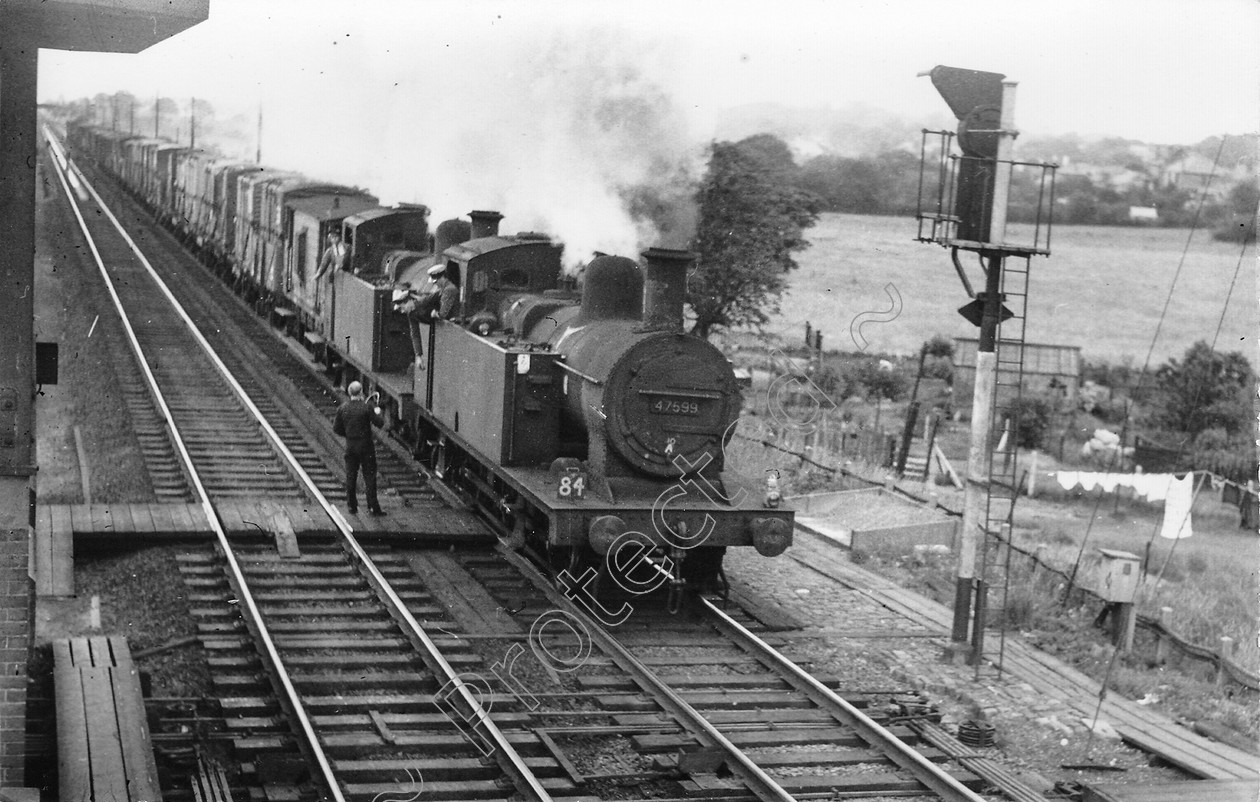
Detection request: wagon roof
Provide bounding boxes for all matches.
[343,204,429,226]
[222,164,268,178]
[240,169,302,186]
[287,192,380,221]
[273,178,373,200]
[444,234,556,261]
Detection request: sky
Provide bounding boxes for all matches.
[36,0,1260,260]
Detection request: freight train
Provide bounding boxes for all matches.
[62,119,793,592]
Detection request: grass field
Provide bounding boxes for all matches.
[764,213,1257,365]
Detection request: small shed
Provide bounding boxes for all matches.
[953,338,1081,407]
[1092,548,1141,603]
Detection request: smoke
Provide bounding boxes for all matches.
[189,25,704,270]
[388,30,701,267]
[72,15,704,271]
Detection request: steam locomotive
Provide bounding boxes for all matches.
[62,119,793,588]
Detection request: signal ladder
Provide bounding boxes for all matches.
[975,253,1032,678]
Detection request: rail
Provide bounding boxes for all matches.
[498,547,798,802]
[699,596,986,802]
[45,126,345,799]
[47,129,553,801]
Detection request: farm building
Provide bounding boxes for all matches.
[952,338,1081,408]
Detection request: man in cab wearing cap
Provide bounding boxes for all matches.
[392,283,435,375]
[428,262,460,321]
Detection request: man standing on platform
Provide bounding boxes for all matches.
[333,381,385,516]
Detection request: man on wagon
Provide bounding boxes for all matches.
[314,230,348,281]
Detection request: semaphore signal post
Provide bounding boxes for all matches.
[915,66,1058,667]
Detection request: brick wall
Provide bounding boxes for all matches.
[0,485,32,786]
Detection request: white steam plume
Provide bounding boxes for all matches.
[188,24,702,270]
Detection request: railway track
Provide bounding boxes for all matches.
[49,128,998,801]
[45,129,557,801]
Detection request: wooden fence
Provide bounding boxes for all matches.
[988,533,1259,691]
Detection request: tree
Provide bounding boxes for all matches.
[689,135,820,339]
[852,359,907,402]
[922,335,955,359]
[1147,342,1254,439]
[1009,397,1053,450]
[1215,179,1258,242]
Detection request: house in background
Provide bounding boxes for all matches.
[952,338,1081,409]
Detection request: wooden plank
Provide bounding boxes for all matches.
[1010,643,1255,777]
[69,637,94,667]
[105,636,132,668]
[109,503,135,534]
[93,503,113,534]
[218,500,245,533]
[1084,779,1260,802]
[54,646,92,802]
[128,502,156,534]
[68,503,92,534]
[34,503,53,596]
[87,637,114,669]
[50,504,73,541]
[292,503,321,532]
[174,502,202,532]
[145,503,172,534]
[168,502,195,532]
[405,551,521,635]
[49,504,73,596]
[110,661,162,798]
[80,665,129,799]
[173,502,202,532]
[270,506,301,559]
[231,499,260,534]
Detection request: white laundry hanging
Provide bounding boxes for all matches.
[1159,473,1195,539]
[1143,474,1173,503]
[1096,474,1121,493]
[1057,471,1079,491]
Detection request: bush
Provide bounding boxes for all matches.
[1000,586,1042,630]
[852,359,907,402]
[923,335,955,359]
[1009,396,1054,450]
[922,355,953,382]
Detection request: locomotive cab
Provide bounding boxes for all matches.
[342,205,431,276]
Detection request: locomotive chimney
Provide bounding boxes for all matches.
[641,248,694,333]
[469,210,504,239]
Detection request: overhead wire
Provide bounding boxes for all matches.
[1061,135,1234,603]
